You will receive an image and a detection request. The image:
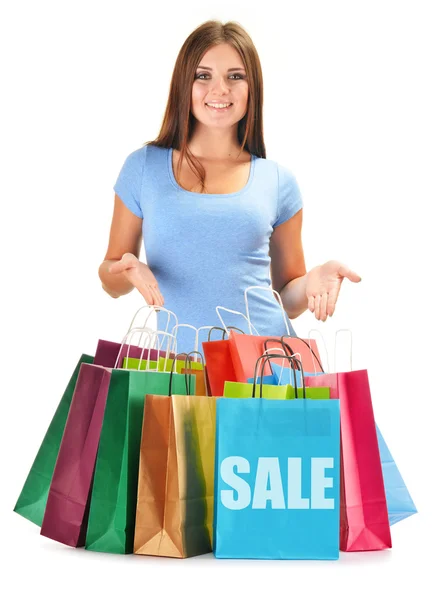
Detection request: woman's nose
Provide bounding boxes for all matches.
[211,77,230,94]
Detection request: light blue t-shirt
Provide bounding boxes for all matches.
[113,144,304,356]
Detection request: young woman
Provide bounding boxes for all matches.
[98,20,361,355]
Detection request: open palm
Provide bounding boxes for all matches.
[306,260,362,321]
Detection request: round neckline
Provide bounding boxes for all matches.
[167,147,256,198]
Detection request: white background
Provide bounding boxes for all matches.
[1,1,441,598]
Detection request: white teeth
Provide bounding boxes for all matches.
[206,103,232,108]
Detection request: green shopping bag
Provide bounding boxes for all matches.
[223,381,330,400]
[85,361,196,554]
[224,350,330,399]
[122,356,203,372]
[13,354,94,526]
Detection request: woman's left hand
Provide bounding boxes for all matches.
[305,260,362,321]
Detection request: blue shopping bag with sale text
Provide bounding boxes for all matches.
[213,354,340,560]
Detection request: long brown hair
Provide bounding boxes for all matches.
[144,19,266,193]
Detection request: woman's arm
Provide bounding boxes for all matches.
[269,209,310,319]
[270,209,362,322]
[98,194,143,298]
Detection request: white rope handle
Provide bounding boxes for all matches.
[146,330,178,372]
[170,323,199,355]
[308,328,330,373]
[244,285,291,335]
[215,306,260,336]
[334,329,353,372]
[114,327,155,370]
[116,328,177,372]
[126,305,179,342]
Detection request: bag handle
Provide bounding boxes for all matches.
[262,337,297,383]
[145,330,178,371]
[198,325,224,343]
[207,326,226,342]
[261,345,294,385]
[215,306,260,336]
[126,306,179,341]
[170,323,199,354]
[114,326,152,370]
[115,328,178,371]
[168,353,192,396]
[244,286,291,335]
[307,329,329,373]
[252,353,305,399]
[279,334,325,373]
[223,326,245,339]
[206,325,245,342]
[185,350,209,396]
[334,329,353,372]
[263,337,294,357]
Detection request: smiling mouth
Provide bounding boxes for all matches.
[205,103,234,111]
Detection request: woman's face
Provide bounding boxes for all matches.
[191,43,249,130]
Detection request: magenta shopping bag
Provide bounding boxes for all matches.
[305,369,392,552]
[40,363,112,547]
[94,339,174,368]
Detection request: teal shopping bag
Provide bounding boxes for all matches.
[376,424,417,525]
[213,354,340,560]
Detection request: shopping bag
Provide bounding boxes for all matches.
[256,360,324,386]
[246,337,324,387]
[300,376,416,528]
[376,424,417,525]
[13,354,94,526]
[84,355,196,554]
[214,354,340,559]
[182,349,212,396]
[134,353,216,558]
[224,380,330,400]
[228,330,324,382]
[94,303,181,367]
[202,327,239,397]
[94,339,174,368]
[305,368,392,551]
[122,356,203,372]
[40,363,112,546]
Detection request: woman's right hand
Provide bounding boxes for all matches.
[108,252,165,306]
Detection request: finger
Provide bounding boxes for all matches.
[151,286,164,307]
[326,280,342,317]
[320,293,328,321]
[148,282,162,307]
[339,264,362,283]
[144,283,163,308]
[139,289,154,306]
[308,295,315,312]
[327,297,337,317]
[314,295,321,320]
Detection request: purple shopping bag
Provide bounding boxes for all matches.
[94,339,175,368]
[40,363,112,547]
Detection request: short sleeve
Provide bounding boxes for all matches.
[113,146,145,218]
[273,163,304,228]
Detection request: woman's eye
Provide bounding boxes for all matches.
[195,73,244,80]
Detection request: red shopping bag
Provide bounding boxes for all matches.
[202,327,238,397]
[304,369,392,551]
[228,329,323,382]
